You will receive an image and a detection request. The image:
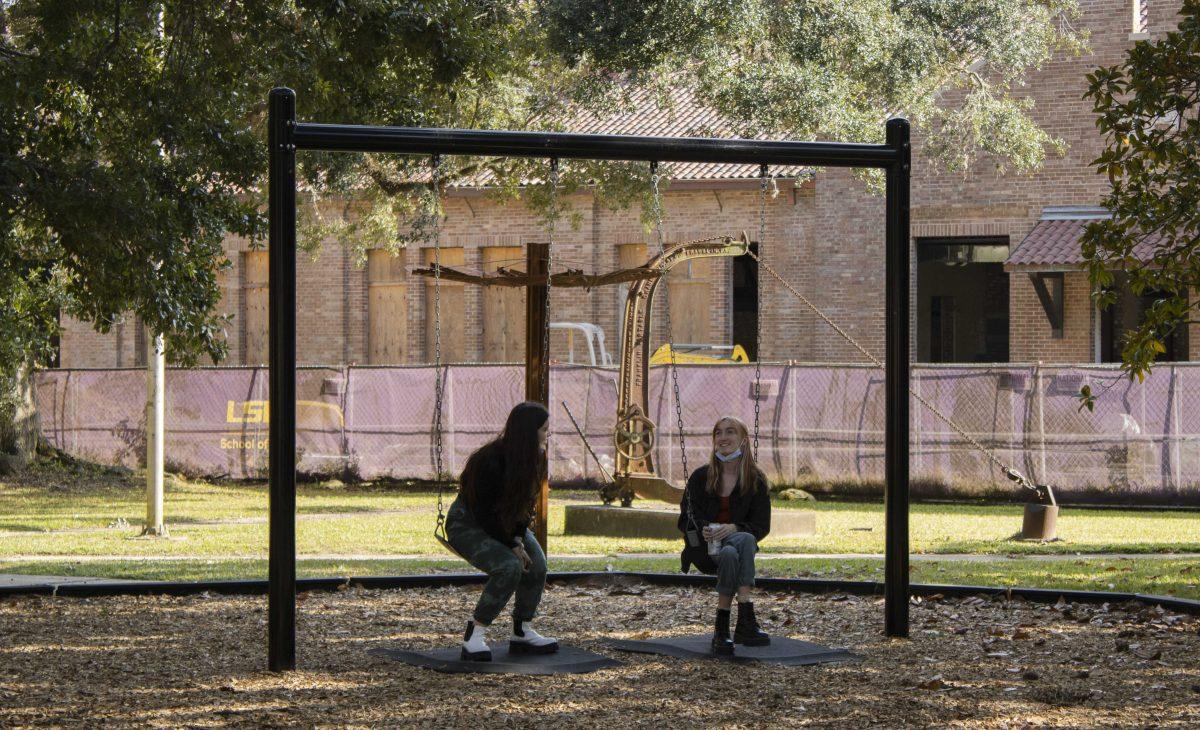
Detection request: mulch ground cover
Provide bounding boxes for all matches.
[2,577,1198,728]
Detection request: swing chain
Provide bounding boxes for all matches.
[753,164,769,456]
[543,159,559,403]
[431,154,449,538]
[652,164,689,480]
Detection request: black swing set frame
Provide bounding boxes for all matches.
[266,87,911,672]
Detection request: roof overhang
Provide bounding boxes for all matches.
[1004,206,1162,271]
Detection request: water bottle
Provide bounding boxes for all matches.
[707,523,722,557]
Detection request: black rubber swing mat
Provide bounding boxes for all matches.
[607,634,857,666]
[370,644,624,675]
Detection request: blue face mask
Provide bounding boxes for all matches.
[715,445,744,462]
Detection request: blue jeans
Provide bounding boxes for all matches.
[715,532,758,596]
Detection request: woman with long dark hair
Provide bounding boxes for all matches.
[678,416,771,655]
[446,401,558,661]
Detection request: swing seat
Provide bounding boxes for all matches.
[616,474,684,505]
[435,530,468,561]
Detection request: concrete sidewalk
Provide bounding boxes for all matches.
[0,573,155,589]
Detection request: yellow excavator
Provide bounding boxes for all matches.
[649,343,750,366]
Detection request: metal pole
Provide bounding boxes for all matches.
[142,332,167,536]
[526,242,550,549]
[1036,362,1047,483]
[913,364,923,479]
[268,87,298,672]
[1172,365,1182,490]
[884,118,911,639]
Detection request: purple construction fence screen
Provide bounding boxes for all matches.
[35,363,1200,501]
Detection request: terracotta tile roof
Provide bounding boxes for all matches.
[1006,214,1165,267]
[453,86,808,187]
[563,86,809,182]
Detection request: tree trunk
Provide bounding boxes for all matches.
[0,362,39,475]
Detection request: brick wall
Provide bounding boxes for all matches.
[60,316,122,368]
[1009,271,1095,362]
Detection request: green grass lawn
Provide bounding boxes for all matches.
[0,470,434,532]
[2,459,1198,597]
[2,497,1197,557]
[2,481,1195,557]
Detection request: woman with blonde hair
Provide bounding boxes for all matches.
[677,416,771,655]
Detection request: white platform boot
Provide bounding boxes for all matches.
[460,620,492,662]
[509,619,559,655]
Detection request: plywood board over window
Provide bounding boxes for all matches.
[367,249,407,364]
[243,250,269,365]
[423,247,466,363]
[667,256,712,344]
[482,246,526,362]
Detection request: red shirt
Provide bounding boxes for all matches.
[716,495,732,524]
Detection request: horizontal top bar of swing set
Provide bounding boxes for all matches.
[290,123,903,168]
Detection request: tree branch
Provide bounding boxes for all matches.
[0,44,35,59]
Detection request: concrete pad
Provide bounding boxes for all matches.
[564,505,816,540]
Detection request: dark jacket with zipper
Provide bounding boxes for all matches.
[677,464,771,574]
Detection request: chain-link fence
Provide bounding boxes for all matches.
[34,363,1200,503]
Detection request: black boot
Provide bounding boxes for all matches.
[711,608,734,656]
[734,601,770,646]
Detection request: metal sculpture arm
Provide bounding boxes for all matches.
[613,233,750,503]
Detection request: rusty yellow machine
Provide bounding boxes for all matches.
[609,232,750,507]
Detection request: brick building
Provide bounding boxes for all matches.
[60,0,1198,368]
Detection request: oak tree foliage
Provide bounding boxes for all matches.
[1,0,1082,424]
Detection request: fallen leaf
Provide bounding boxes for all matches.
[917,676,945,690]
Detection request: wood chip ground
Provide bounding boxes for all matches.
[2,579,1198,727]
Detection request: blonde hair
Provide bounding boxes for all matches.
[705,416,762,497]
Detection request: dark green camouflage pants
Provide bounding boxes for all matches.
[446,497,547,625]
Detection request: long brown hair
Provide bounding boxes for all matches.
[461,401,549,531]
[705,416,762,497]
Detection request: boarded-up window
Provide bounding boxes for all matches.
[243,251,269,365]
[367,250,408,364]
[423,247,466,363]
[481,246,526,362]
[667,255,712,344]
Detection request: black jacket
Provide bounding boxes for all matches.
[458,446,530,545]
[677,464,771,573]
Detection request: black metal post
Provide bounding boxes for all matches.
[884,118,911,638]
[268,87,297,671]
